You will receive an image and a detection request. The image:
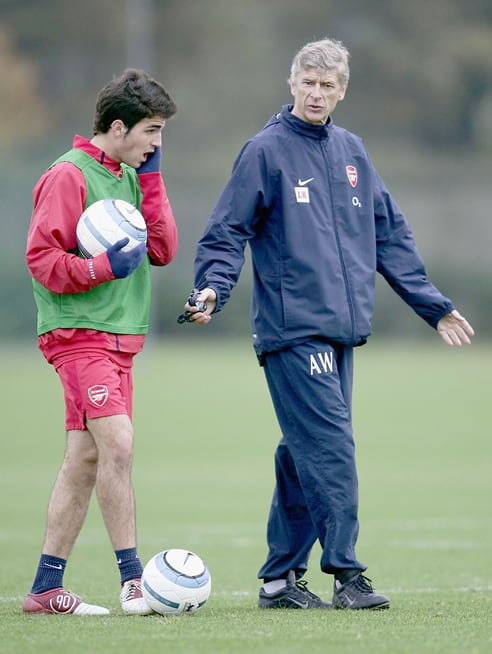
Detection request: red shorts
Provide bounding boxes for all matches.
[54,353,134,431]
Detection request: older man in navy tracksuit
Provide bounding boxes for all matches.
[182,38,474,610]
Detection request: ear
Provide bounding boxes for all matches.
[338,82,348,101]
[289,77,297,98]
[111,119,127,136]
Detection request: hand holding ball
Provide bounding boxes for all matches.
[76,199,147,278]
[106,239,147,279]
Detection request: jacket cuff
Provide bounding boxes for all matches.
[88,252,115,285]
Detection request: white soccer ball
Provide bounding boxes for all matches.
[141,549,212,616]
[76,198,147,258]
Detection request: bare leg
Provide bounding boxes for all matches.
[42,414,136,556]
[42,429,98,559]
[87,413,137,550]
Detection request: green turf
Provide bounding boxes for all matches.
[1,339,490,653]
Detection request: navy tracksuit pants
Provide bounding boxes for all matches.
[258,339,366,581]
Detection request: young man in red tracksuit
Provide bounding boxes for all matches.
[24,69,178,615]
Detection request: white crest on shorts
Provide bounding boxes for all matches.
[88,385,109,406]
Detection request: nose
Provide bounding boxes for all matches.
[152,132,162,148]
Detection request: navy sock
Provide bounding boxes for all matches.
[31,554,67,594]
[335,569,361,584]
[115,548,143,585]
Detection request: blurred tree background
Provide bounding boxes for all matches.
[1,0,491,342]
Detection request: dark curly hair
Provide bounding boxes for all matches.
[93,68,177,134]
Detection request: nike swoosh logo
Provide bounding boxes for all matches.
[44,563,63,570]
[290,598,309,609]
[298,177,314,186]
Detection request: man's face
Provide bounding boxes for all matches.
[113,116,165,168]
[290,67,347,125]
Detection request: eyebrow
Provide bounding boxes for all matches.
[301,74,337,84]
[146,121,165,130]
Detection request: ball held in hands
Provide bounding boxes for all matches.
[107,239,147,279]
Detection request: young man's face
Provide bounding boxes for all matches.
[290,67,347,125]
[113,117,165,168]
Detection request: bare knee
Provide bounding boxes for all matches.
[106,432,134,472]
[80,443,99,481]
[63,430,99,486]
[87,414,134,471]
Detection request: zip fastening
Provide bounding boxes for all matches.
[320,139,356,342]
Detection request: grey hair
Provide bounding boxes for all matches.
[288,38,350,86]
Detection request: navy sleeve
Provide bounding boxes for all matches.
[373,170,454,328]
[194,141,267,311]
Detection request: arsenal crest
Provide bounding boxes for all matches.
[346,165,357,188]
[88,385,109,407]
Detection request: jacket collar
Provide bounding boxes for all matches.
[279,104,332,139]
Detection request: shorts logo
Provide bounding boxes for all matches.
[88,385,109,407]
[346,165,357,188]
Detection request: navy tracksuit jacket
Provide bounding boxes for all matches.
[194,105,454,580]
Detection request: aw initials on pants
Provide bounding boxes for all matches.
[309,351,334,375]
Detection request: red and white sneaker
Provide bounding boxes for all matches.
[120,579,153,615]
[23,588,110,615]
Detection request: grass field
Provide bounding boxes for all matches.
[0,338,490,653]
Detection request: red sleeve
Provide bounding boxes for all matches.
[26,163,115,294]
[138,171,178,266]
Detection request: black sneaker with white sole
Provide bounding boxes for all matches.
[258,570,332,609]
[332,574,390,610]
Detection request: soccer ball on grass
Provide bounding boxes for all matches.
[141,548,212,616]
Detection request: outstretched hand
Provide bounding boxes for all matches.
[178,287,217,325]
[437,309,474,346]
